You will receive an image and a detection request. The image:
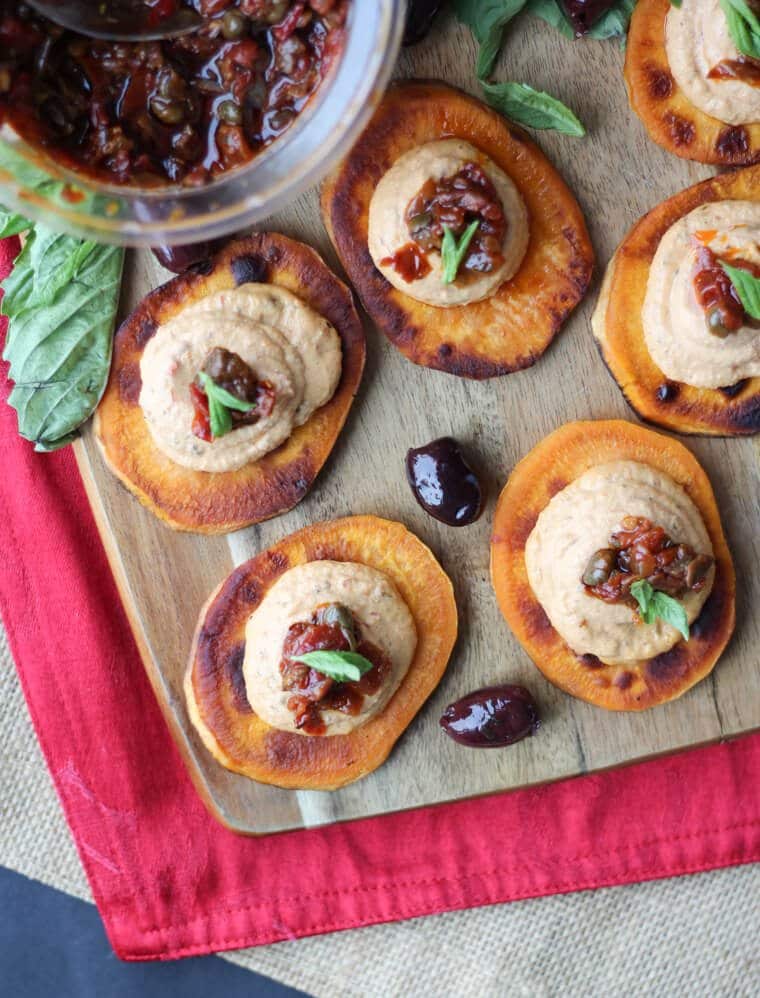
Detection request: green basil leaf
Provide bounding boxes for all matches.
[2,227,97,316]
[650,591,690,642]
[441,220,480,283]
[720,0,760,60]
[198,371,256,414]
[630,579,689,641]
[290,650,375,684]
[207,389,232,439]
[453,0,530,79]
[587,0,635,40]
[525,0,574,36]
[630,579,654,618]
[670,0,682,7]
[481,80,586,135]
[0,206,32,239]
[719,260,760,320]
[1,233,123,451]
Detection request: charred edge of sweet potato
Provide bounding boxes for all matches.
[593,168,760,437]
[490,420,736,711]
[95,233,366,533]
[625,0,760,166]
[321,80,594,380]
[186,515,458,790]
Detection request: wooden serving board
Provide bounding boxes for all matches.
[75,15,760,834]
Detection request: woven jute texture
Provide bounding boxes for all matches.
[2,625,758,997]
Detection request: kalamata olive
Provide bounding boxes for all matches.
[581,548,616,586]
[403,0,443,45]
[406,436,483,526]
[440,685,540,748]
[151,239,224,274]
[559,0,616,35]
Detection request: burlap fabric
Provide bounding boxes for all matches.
[2,625,757,996]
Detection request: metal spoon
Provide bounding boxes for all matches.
[26,1,203,41]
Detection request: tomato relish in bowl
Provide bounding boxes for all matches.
[0,0,349,188]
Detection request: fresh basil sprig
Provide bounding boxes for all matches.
[719,0,760,60]
[481,80,586,136]
[719,260,760,321]
[196,370,255,440]
[290,650,375,683]
[441,220,480,284]
[1,211,123,452]
[630,580,690,642]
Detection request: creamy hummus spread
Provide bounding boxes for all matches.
[139,283,342,472]
[525,461,714,665]
[243,560,417,735]
[367,139,529,307]
[666,0,760,125]
[642,201,760,388]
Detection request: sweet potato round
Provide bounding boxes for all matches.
[320,80,594,379]
[625,0,760,166]
[490,420,735,711]
[592,168,760,436]
[185,515,458,790]
[95,234,366,533]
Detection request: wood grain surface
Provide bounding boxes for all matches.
[75,13,760,834]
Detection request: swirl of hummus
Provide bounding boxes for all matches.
[642,201,760,388]
[243,561,417,736]
[368,139,529,307]
[139,284,342,472]
[666,0,760,125]
[525,461,714,665]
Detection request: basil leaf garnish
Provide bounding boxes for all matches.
[1,225,123,452]
[196,370,256,440]
[481,81,586,136]
[630,579,690,642]
[718,260,760,321]
[526,0,635,40]
[290,650,375,683]
[441,220,480,284]
[719,0,760,60]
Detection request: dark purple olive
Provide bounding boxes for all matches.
[440,685,540,748]
[406,436,483,526]
[151,239,225,274]
[559,0,616,35]
[403,0,444,45]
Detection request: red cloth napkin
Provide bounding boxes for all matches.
[1,236,758,961]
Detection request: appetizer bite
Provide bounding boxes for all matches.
[321,81,594,379]
[95,234,365,532]
[626,0,760,165]
[185,515,457,790]
[593,167,760,435]
[491,420,735,710]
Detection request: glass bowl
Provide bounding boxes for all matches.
[0,0,406,247]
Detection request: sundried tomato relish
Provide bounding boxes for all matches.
[582,516,713,606]
[190,346,275,441]
[0,1,348,187]
[404,161,507,279]
[279,602,390,736]
[691,238,760,337]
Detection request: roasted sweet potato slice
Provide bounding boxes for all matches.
[185,515,458,790]
[592,168,760,436]
[625,0,760,166]
[490,420,735,711]
[320,80,594,379]
[95,234,365,533]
